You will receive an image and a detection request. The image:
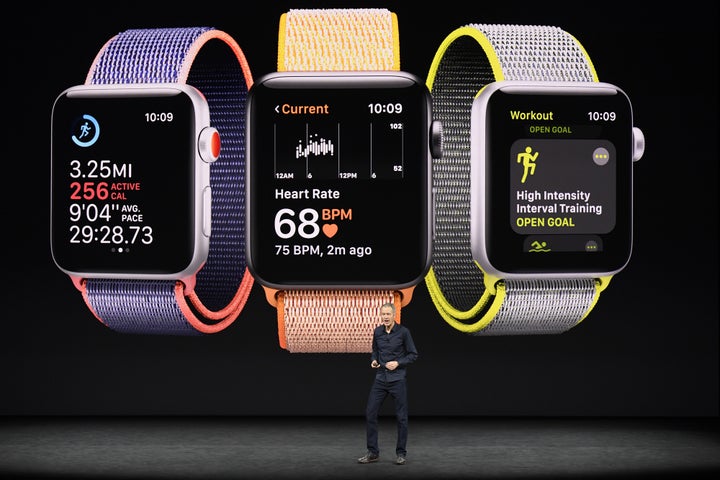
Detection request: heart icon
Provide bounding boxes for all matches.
[322,223,338,238]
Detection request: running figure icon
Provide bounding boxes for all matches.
[517,146,539,183]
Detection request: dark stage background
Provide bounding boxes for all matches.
[3,1,717,417]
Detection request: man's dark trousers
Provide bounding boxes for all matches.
[365,377,408,456]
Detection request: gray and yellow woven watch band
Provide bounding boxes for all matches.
[424,24,606,335]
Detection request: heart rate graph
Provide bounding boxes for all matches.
[296,134,335,160]
[273,121,404,180]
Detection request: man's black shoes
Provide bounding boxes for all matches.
[357,452,379,464]
[358,452,406,464]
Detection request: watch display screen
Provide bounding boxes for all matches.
[475,84,634,275]
[51,86,201,276]
[247,73,432,287]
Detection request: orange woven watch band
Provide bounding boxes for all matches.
[273,9,404,353]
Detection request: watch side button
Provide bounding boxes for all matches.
[632,127,644,162]
[199,127,221,163]
[431,187,437,242]
[430,120,443,159]
[202,186,211,237]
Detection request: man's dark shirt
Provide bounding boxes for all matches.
[371,323,418,382]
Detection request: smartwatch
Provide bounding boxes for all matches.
[424,24,645,335]
[51,27,255,335]
[246,9,441,352]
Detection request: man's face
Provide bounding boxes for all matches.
[380,306,394,327]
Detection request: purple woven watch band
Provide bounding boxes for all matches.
[83,27,251,335]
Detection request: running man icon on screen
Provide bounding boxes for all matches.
[517,146,539,183]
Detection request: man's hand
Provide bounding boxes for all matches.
[385,360,399,371]
[371,360,380,368]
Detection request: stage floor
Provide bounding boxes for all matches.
[1,416,718,479]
